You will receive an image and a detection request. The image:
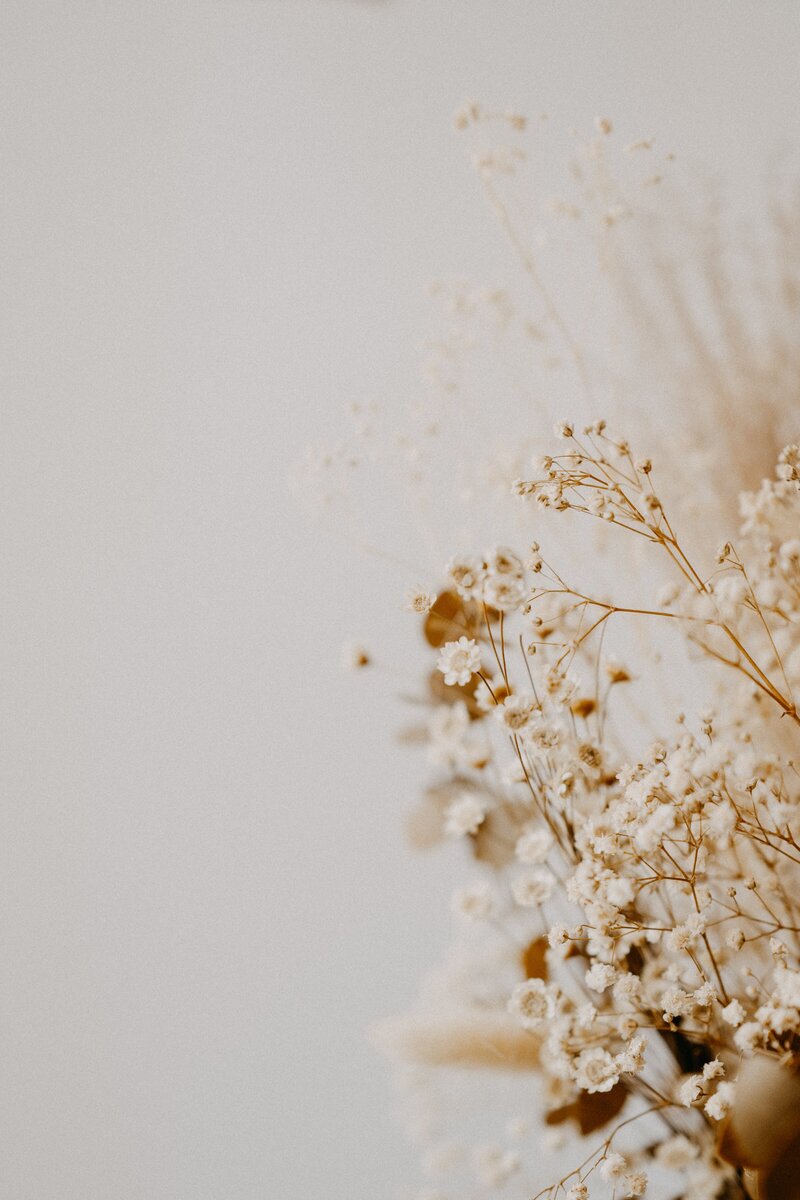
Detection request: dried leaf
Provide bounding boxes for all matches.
[625,946,645,976]
[428,669,483,718]
[424,591,476,648]
[405,779,474,849]
[470,802,528,868]
[521,936,549,981]
[545,1082,629,1136]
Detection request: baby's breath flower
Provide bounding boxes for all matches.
[515,827,552,864]
[678,1075,704,1107]
[573,1047,620,1094]
[473,1144,520,1187]
[375,426,800,1193]
[667,914,705,951]
[508,978,558,1029]
[585,963,616,993]
[451,881,495,921]
[704,1082,735,1121]
[511,868,555,907]
[600,1151,627,1181]
[548,921,570,949]
[618,1034,647,1074]
[623,1171,648,1197]
[565,1185,588,1200]
[693,982,716,1007]
[655,1135,698,1169]
[721,998,745,1027]
[734,1017,762,1056]
[444,793,486,837]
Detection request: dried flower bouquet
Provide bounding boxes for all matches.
[380,431,800,1200]
[302,108,800,1200]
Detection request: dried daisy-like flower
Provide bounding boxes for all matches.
[436,636,481,686]
[404,586,436,614]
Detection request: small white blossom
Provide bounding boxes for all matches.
[508,978,558,1028]
[515,827,552,864]
[548,922,570,949]
[565,1185,588,1200]
[655,1135,698,1169]
[705,1082,735,1121]
[447,554,486,598]
[404,586,435,614]
[437,637,481,686]
[497,693,538,732]
[734,1021,762,1054]
[600,1152,627,1180]
[444,793,486,837]
[618,1034,647,1074]
[585,963,617,993]
[511,869,555,907]
[775,966,800,1008]
[451,881,495,921]
[667,913,705,951]
[574,1047,620,1094]
[473,1143,520,1187]
[678,1075,704,1106]
[721,999,745,1027]
[484,573,526,612]
[623,1171,648,1197]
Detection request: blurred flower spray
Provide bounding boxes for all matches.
[297,109,800,1200]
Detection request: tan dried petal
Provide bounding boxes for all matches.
[521,935,549,981]
[719,1055,800,1172]
[423,591,476,648]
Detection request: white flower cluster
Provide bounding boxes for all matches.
[395,436,800,1200]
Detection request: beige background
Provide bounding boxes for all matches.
[2,2,800,1198]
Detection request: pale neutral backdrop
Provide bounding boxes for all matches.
[2,3,800,1198]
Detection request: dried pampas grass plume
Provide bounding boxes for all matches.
[370,1011,541,1071]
